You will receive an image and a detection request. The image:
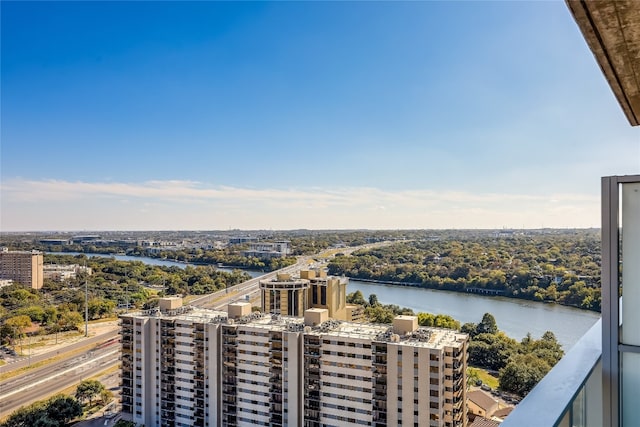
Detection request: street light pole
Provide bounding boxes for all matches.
[84,262,89,337]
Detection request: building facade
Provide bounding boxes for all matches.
[0,248,44,289]
[260,273,310,317]
[260,270,356,321]
[243,241,291,259]
[43,264,92,281]
[120,298,468,427]
[302,270,348,320]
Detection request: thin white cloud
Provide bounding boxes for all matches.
[0,178,600,231]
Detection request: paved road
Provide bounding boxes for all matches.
[190,258,309,308]
[0,331,119,375]
[0,347,120,418]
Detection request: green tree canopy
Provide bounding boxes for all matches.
[0,395,82,427]
[476,312,498,335]
[75,379,106,405]
[346,290,366,305]
[499,353,552,396]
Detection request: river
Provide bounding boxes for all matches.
[347,280,599,351]
[47,252,599,350]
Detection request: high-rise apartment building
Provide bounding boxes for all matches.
[120,298,468,427]
[0,248,44,289]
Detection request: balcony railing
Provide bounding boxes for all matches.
[502,319,602,427]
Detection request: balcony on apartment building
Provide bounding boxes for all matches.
[503,1,639,426]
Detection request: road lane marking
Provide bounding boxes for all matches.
[0,349,119,400]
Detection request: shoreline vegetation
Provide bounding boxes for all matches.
[32,228,601,312]
[328,231,601,312]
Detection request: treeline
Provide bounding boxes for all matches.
[140,247,297,272]
[44,254,252,300]
[329,231,600,311]
[1,379,112,427]
[347,290,563,397]
[346,290,460,329]
[0,395,82,427]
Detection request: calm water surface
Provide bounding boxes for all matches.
[347,280,600,351]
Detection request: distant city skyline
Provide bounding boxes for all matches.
[1,1,638,231]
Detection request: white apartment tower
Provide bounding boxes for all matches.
[121,299,467,427]
[121,297,226,427]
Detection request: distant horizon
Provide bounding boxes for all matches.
[2,2,637,231]
[0,227,600,234]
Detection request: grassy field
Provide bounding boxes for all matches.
[468,366,500,390]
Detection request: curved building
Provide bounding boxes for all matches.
[259,273,310,316]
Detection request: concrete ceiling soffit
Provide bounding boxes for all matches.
[566,0,640,126]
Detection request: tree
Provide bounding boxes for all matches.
[346,290,366,305]
[114,421,136,427]
[417,312,435,327]
[476,313,498,335]
[75,380,106,406]
[468,332,518,371]
[1,395,81,427]
[499,353,551,396]
[100,388,113,405]
[461,322,477,337]
[44,395,83,425]
[368,293,380,307]
[365,305,395,324]
[4,315,32,351]
[58,311,82,332]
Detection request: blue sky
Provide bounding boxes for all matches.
[1,1,638,231]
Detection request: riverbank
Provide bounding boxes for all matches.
[344,276,595,312]
[347,279,600,350]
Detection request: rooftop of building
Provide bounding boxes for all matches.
[122,306,228,324]
[467,390,499,411]
[469,417,500,427]
[493,406,514,419]
[121,304,467,348]
[0,248,42,254]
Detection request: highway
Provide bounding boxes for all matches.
[189,257,309,309]
[0,331,120,375]
[0,344,120,419]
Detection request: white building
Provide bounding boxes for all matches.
[43,264,92,281]
[243,241,291,259]
[121,299,468,427]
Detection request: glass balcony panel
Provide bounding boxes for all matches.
[621,182,640,346]
[622,352,640,426]
[571,387,585,427]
